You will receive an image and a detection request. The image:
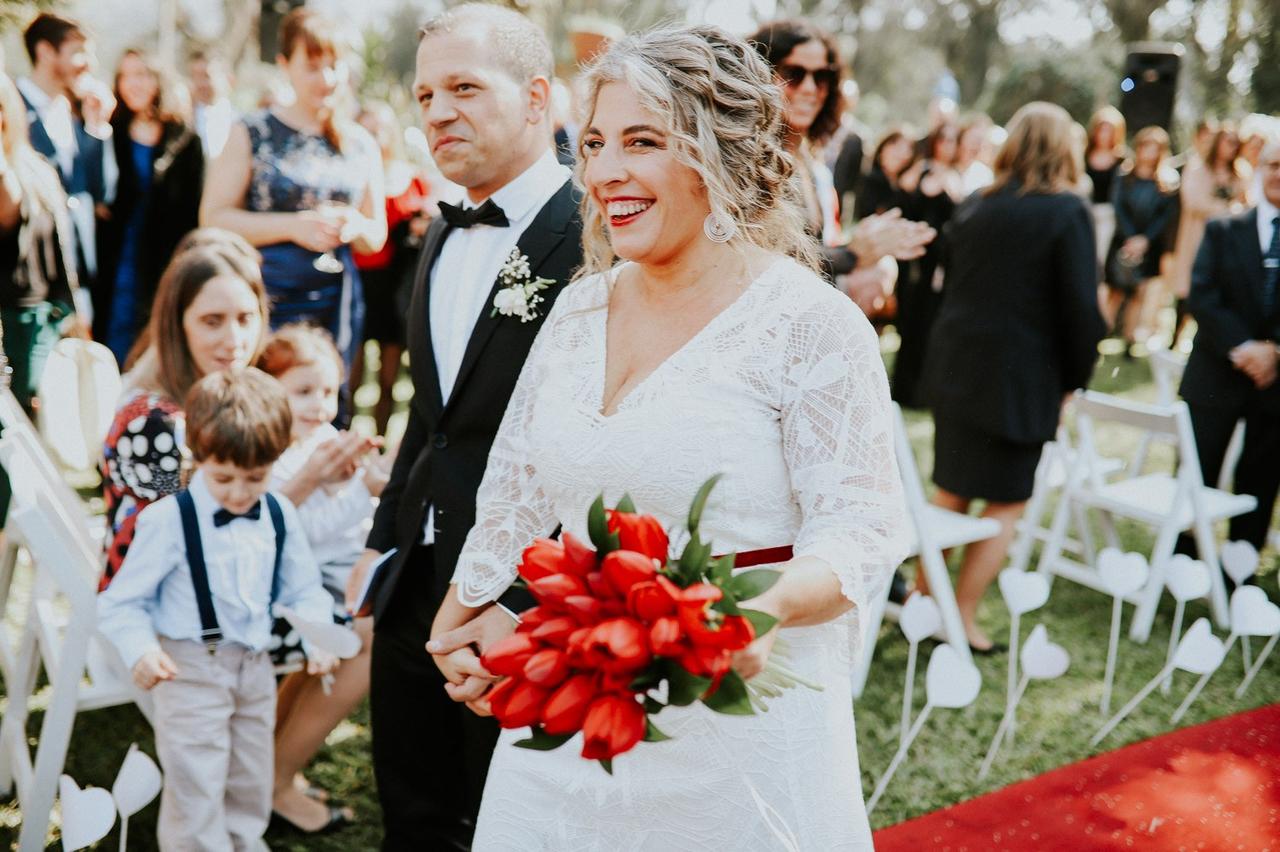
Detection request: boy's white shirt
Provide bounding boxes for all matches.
[96,468,333,669]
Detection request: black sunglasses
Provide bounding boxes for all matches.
[777,64,838,89]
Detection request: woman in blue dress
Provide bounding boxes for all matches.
[200,8,385,372]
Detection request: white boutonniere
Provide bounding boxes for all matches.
[491,248,555,323]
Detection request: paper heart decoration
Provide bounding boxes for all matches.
[899,594,942,643]
[997,570,1050,616]
[1097,548,1149,597]
[1165,555,1211,603]
[112,743,163,819]
[1229,586,1280,637]
[59,775,116,851]
[1171,618,1226,675]
[1020,624,1070,680]
[274,606,362,659]
[1221,541,1260,585]
[925,643,982,709]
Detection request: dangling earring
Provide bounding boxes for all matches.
[703,211,738,243]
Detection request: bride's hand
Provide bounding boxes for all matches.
[731,595,782,680]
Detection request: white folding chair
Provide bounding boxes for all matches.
[853,404,994,697]
[1143,348,1241,491]
[1034,391,1254,642]
[36,338,121,474]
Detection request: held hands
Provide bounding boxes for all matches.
[132,649,179,690]
[427,606,519,715]
[1230,340,1280,389]
[849,209,936,265]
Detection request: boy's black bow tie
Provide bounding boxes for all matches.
[213,504,261,527]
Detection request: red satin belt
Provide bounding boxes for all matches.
[716,545,795,568]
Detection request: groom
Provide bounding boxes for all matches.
[354,5,582,849]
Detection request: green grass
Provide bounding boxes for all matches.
[1,344,1276,850]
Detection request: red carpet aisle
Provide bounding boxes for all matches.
[873,704,1280,851]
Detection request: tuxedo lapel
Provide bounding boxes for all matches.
[19,91,57,171]
[443,181,575,412]
[1234,209,1266,313]
[409,217,452,419]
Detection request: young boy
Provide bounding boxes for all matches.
[98,368,338,851]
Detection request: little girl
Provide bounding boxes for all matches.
[257,323,391,832]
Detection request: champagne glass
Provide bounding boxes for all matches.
[312,201,347,274]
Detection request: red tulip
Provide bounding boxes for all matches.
[563,595,604,626]
[561,532,598,577]
[530,616,578,647]
[586,571,614,599]
[607,511,669,562]
[482,632,541,677]
[523,648,571,687]
[649,616,685,657]
[488,677,551,729]
[680,609,755,652]
[674,582,722,607]
[541,673,598,735]
[627,580,677,621]
[581,618,652,674]
[581,693,647,760]
[566,626,595,666]
[517,606,551,630]
[519,539,567,583]
[679,643,732,681]
[601,550,657,597]
[528,573,589,608]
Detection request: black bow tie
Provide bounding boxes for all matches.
[213,503,262,527]
[438,198,510,229]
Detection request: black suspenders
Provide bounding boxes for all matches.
[175,491,287,652]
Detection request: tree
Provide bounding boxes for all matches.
[1096,0,1170,43]
[1254,0,1280,112]
[984,54,1099,125]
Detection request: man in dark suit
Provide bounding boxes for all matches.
[348,5,582,849]
[17,13,112,304]
[1180,140,1280,562]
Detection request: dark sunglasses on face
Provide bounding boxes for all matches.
[777,64,837,90]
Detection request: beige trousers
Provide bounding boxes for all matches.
[153,638,275,852]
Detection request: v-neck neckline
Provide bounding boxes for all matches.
[593,258,781,420]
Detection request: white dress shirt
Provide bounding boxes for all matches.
[17,76,76,178]
[97,470,334,668]
[421,149,570,543]
[194,98,237,160]
[1257,196,1279,255]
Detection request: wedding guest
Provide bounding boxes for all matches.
[200,7,386,371]
[18,13,113,305]
[97,367,337,852]
[957,116,994,195]
[919,102,1105,651]
[1170,124,1246,343]
[187,50,236,161]
[1086,106,1126,266]
[855,127,914,221]
[1102,126,1176,353]
[352,101,430,436]
[0,71,84,523]
[1178,140,1280,567]
[827,79,866,221]
[96,48,203,365]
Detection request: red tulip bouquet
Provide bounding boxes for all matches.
[480,476,818,773]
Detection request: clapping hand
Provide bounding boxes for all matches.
[310,431,381,485]
[849,209,936,264]
[1230,340,1279,389]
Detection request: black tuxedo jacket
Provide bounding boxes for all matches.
[367,179,583,622]
[1181,208,1280,414]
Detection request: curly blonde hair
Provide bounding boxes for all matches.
[575,24,817,278]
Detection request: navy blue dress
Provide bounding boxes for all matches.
[244,110,370,365]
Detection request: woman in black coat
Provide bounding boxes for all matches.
[96,49,203,364]
[918,102,1106,651]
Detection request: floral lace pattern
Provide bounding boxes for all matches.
[458,256,909,849]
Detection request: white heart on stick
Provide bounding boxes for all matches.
[274,605,362,659]
[1172,618,1226,675]
[1229,586,1280,637]
[899,594,942,643]
[997,569,1050,616]
[1165,555,1211,603]
[112,743,162,819]
[58,775,116,851]
[1221,540,1259,585]
[1097,548,1149,597]
[1020,624,1070,680]
[924,643,982,709]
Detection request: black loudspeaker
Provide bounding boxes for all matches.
[259,0,307,62]
[1119,43,1182,137]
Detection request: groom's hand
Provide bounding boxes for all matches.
[427,605,518,660]
[427,606,517,707]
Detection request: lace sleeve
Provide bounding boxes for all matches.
[781,296,909,640]
[451,304,563,606]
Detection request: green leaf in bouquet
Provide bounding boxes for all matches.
[701,671,754,716]
[630,669,662,692]
[643,695,666,715]
[643,718,671,742]
[599,758,614,775]
[677,537,712,582]
[709,553,735,586]
[687,474,722,537]
[615,493,637,514]
[726,568,781,602]
[514,727,574,751]
[587,494,620,554]
[711,594,742,616]
[663,660,712,707]
[740,607,779,637]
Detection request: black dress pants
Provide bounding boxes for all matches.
[370,545,499,851]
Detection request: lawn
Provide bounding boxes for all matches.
[1,341,1276,850]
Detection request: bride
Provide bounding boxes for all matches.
[430,24,908,850]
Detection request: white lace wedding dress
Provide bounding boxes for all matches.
[453,256,909,851]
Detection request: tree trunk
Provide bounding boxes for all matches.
[1254,0,1280,112]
